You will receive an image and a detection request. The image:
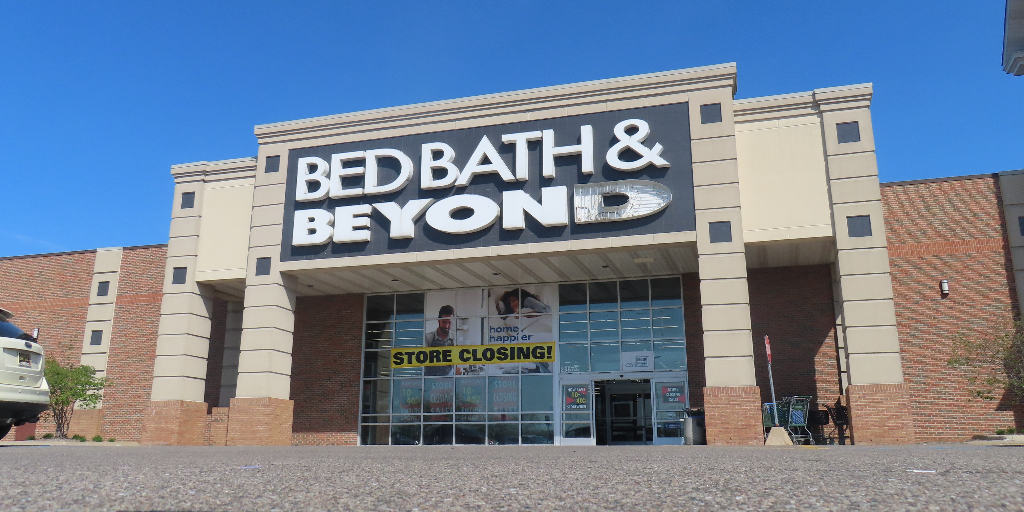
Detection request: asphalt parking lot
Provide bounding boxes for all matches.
[0,444,1021,511]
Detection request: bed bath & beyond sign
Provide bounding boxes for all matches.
[293,118,674,245]
[282,102,695,260]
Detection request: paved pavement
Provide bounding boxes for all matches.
[0,444,1021,511]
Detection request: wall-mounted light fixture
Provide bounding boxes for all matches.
[940,279,950,297]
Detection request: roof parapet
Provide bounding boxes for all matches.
[170,157,257,184]
[252,63,739,146]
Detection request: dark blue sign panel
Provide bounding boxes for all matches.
[281,102,694,262]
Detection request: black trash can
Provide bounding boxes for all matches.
[684,414,706,445]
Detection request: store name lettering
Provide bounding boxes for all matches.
[292,118,673,246]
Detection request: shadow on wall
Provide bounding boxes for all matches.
[747,265,840,407]
[993,177,1024,430]
[683,273,705,409]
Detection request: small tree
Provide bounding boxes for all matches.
[44,359,105,438]
[947,320,1024,402]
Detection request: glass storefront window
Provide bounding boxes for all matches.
[590,342,620,372]
[456,377,485,413]
[363,350,390,378]
[424,377,454,414]
[364,322,393,349]
[423,424,453,445]
[488,423,519,445]
[391,424,421,445]
[619,279,650,309]
[360,277,685,445]
[394,321,424,347]
[588,281,618,310]
[558,283,587,312]
[521,423,554,444]
[654,340,687,371]
[559,344,589,373]
[361,379,389,415]
[366,295,395,322]
[620,309,652,340]
[393,378,423,416]
[558,313,588,342]
[652,308,684,339]
[588,311,619,340]
[521,375,553,412]
[395,293,425,320]
[651,278,683,307]
[455,424,486,444]
[488,376,519,412]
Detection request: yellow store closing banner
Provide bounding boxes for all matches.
[391,342,555,368]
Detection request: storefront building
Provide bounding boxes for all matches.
[2,63,1022,445]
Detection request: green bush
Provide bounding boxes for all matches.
[107,438,115,442]
[42,433,54,439]
[1007,428,1017,435]
[71,434,87,442]
[26,435,35,440]
[996,429,1006,435]
[43,358,106,439]
[91,435,103,442]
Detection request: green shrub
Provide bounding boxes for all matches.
[42,433,54,439]
[996,429,1006,435]
[107,438,115,442]
[43,358,106,439]
[26,435,35,440]
[1007,428,1017,435]
[91,435,103,442]
[71,434,87,442]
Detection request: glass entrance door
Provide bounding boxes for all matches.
[595,380,652,445]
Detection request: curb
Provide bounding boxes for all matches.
[0,440,141,447]
[967,434,1024,446]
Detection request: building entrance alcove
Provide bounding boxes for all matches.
[595,380,653,445]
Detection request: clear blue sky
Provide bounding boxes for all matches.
[0,1,1019,257]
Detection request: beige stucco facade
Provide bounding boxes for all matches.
[144,63,908,443]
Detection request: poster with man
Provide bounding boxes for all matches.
[485,285,557,374]
[423,289,486,376]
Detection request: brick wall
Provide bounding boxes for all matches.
[139,399,207,446]
[847,383,916,444]
[226,397,293,446]
[1,250,96,438]
[703,386,764,445]
[0,250,95,367]
[289,294,363,445]
[748,265,841,407]
[101,245,166,441]
[883,175,1024,441]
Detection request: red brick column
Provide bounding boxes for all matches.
[703,386,764,445]
[226,397,293,446]
[846,383,916,445]
[139,400,208,445]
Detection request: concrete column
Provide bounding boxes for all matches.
[73,246,122,433]
[80,247,123,380]
[816,85,913,444]
[150,171,214,403]
[998,170,1024,318]
[689,88,764,446]
[141,164,215,446]
[227,148,295,446]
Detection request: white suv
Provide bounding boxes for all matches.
[0,308,49,440]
